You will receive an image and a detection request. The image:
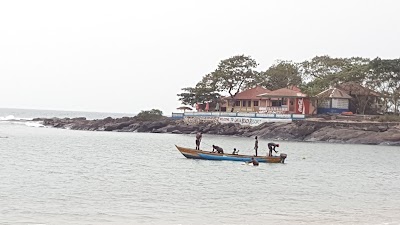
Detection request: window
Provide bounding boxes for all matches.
[281,98,288,106]
[332,99,349,109]
[242,100,246,107]
[253,101,259,106]
[319,99,330,108]
[235,100,241,107]
[271,100,282,106]
[247,100,251,107]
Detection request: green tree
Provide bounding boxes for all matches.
[300,55,348,81]
[300,56,370,94]
[300,56,349,99]
[135,109,163,121]
[262,61,302,90]
[241,70,264,90]
[300,56,373,114]
[369,58,400,114]
[211,55,259,111]
[337,57,370,83]
[177,74,221,107]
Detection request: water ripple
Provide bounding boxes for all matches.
[1,123,400,224]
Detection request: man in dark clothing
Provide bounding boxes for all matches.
[195,132,202,150]
[212,145,224,154]
[254,136,259,156]
[267,143,279,156]
[248,157,259,166]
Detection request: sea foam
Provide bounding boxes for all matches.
[0,115,33,121]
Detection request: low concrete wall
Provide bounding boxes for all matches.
[218,117,291,126]
[183,115,292,127]
[179,112,305,119]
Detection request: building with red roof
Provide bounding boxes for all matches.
[256,86,315,114]
[220,86,270,112]
[219,86,315,114]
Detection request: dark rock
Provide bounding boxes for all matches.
[39,115,400,145]
[152,128,164,133]
[363,126,380,132]
[136,124,150,132]
[103,117,113,122]
[378,125,388,132]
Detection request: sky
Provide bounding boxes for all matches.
[1,0,399,115]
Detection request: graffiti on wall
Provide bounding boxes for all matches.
[218,117,291,126]
[184,116,292,126]
[183,116,219,125]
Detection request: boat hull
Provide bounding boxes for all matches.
[198,153,269,162]
[175,145,285,163]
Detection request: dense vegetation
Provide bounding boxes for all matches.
[135,109,164,121]
[177,55,400,114]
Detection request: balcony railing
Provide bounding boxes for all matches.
[259,106,289,113]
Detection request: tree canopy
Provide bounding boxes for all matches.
[177,55,258,111]
[177,74,221,107]
[212,55,258,98]
[135,109,164,121]
[263,61,302,90]
[177,54,400,114]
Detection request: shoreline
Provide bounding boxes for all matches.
[33,116,400,146]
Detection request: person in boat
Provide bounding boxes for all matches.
[267,142,279,156]
[248,157,259,166]
[254,136,259,156]
[195,132,202,150]
[232,148,239,155]
[212,145,224,154]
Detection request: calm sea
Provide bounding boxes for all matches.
[0,108,399,225]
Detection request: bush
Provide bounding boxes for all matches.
[135,109,164,121]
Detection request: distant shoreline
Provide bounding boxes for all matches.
[34,116,400,146]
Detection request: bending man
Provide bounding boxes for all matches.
[267,142,279,156]
[212,145,224,154]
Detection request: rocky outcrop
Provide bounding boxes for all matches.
[36,117,400,146]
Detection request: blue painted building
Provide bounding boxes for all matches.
[316,88,352,114]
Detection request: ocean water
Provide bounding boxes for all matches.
[0,108,134,121]
[0,109,400,225]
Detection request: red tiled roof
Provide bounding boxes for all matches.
[233,86,270,100]
[288,85,301,92]
[257,87,306,98]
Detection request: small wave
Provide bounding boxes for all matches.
[1,121,45,128]
[25,122,45,128]
[0,115,33,121]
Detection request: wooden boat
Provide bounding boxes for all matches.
[175,145,287,163]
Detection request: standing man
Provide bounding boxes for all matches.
[195,132,202,150]
[254,136,259,156]
[267,142,279,156]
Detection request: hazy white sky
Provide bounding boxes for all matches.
[1,0,399,115]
